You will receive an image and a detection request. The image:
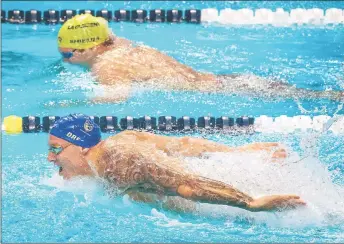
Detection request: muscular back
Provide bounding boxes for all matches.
[91,41,216,91]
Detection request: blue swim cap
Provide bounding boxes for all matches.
[50,114,101,148]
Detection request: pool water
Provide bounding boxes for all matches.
[2,1,344,243]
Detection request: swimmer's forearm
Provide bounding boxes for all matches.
[175,177,253,209]
[143,162,253,210]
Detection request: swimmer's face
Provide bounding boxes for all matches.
[47,135,92,179]
[59,47,98,65]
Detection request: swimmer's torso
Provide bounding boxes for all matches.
[91,42,217,91]
[91,43,299,97]
[88,39,343,102]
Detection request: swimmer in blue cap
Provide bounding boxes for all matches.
[57,15,343,103]
[48,113,102,179]
[48,114,306,212]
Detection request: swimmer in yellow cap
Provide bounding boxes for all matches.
[57,14,343,103]
[47,114,306,213]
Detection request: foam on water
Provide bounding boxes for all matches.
[183,150,344,227]
[144,208,211,228]
[36,145,344,229]
[39,172,115,207]
[52,70,96,94]
[40,173,101,195]
[52,70,138,103]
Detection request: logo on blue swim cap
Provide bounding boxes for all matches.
[50,114,101,148]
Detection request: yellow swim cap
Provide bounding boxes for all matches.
[57,14,111,49]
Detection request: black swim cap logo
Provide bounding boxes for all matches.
[67,22,100,30]
[58,37,62,42]
[84,120,93,132]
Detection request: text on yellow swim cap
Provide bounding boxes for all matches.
[3,115,23,133]
[57,13,111,49]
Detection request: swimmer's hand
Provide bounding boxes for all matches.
[248,195,306,212]
[237,142,287,160]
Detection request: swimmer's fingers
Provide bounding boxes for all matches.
[239,143,289,162]
[272,195,307,210]
[249,195,306,212]
[279,195,307,210]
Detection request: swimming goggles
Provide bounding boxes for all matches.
[48,144,71,155]
[60,49,77,59]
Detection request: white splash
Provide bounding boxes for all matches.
[39,172,102,195]
[183,150,344,227]
[39,172,122,207]
[144,208,211,228]
[53,71,96,93]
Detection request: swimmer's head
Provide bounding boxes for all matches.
[57,14,114,64]
[58,13,110,50]
[47,114,101,179]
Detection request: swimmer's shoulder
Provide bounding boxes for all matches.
[104,131,141,146]
[101,134,134,156]
[115,37,134,47]
[111,130,155,141]
[96,39,155,63]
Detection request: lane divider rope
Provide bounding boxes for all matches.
[1,8,343,25]
[2,114,344,134]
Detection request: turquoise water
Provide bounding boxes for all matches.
[2,1,344,243]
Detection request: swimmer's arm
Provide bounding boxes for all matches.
[171,137,285,158]
[128,152,304,212]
